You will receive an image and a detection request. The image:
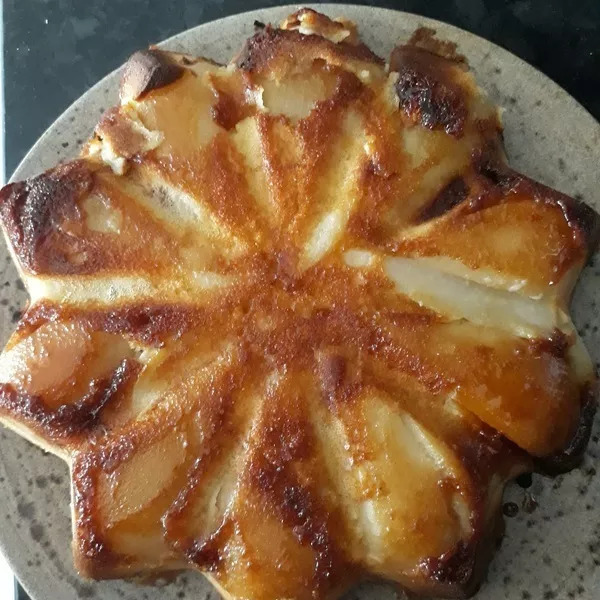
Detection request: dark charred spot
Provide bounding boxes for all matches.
[0,161,92,274]
[119,49,184,102]
[455,424,529,489]
[236,26,279,72]
[422,540,476,588]
[181,521,232,572]
[472,150,519,188]
[416,176,468,222]
[390,44,467,138]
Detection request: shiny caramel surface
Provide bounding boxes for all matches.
[0,8,597,600]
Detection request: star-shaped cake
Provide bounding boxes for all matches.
[0,9,598,600]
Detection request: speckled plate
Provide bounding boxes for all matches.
[1,4,599,600]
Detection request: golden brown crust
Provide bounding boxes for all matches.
[0,9,597,600]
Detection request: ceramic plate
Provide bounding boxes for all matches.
[1,4,599,600]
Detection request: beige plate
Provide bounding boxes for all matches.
[1,4,599,600]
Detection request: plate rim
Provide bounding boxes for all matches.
[2,4,600,600]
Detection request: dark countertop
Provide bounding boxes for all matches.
[2,1,599,599]
[3,0,600,178]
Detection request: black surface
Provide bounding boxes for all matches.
[4,1,600,599]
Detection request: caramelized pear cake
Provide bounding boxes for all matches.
[0,8,598,600]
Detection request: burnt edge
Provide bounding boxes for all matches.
[0,160,93,274]
[71,414,181,578]
[421,540,480,598]
[235,25,383,73]
[119,49,184,102]
[420,508,506,599]
[390,42,468,138]
[420,425,529,598]
[0,359,140,445]
[406,27,467,64]
[71,449,120,576]
[473,151,600,255]
[536,383,598,475]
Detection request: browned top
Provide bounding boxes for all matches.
[0,161,93,273]
[0,9,597,600]
[236,23,383,75]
